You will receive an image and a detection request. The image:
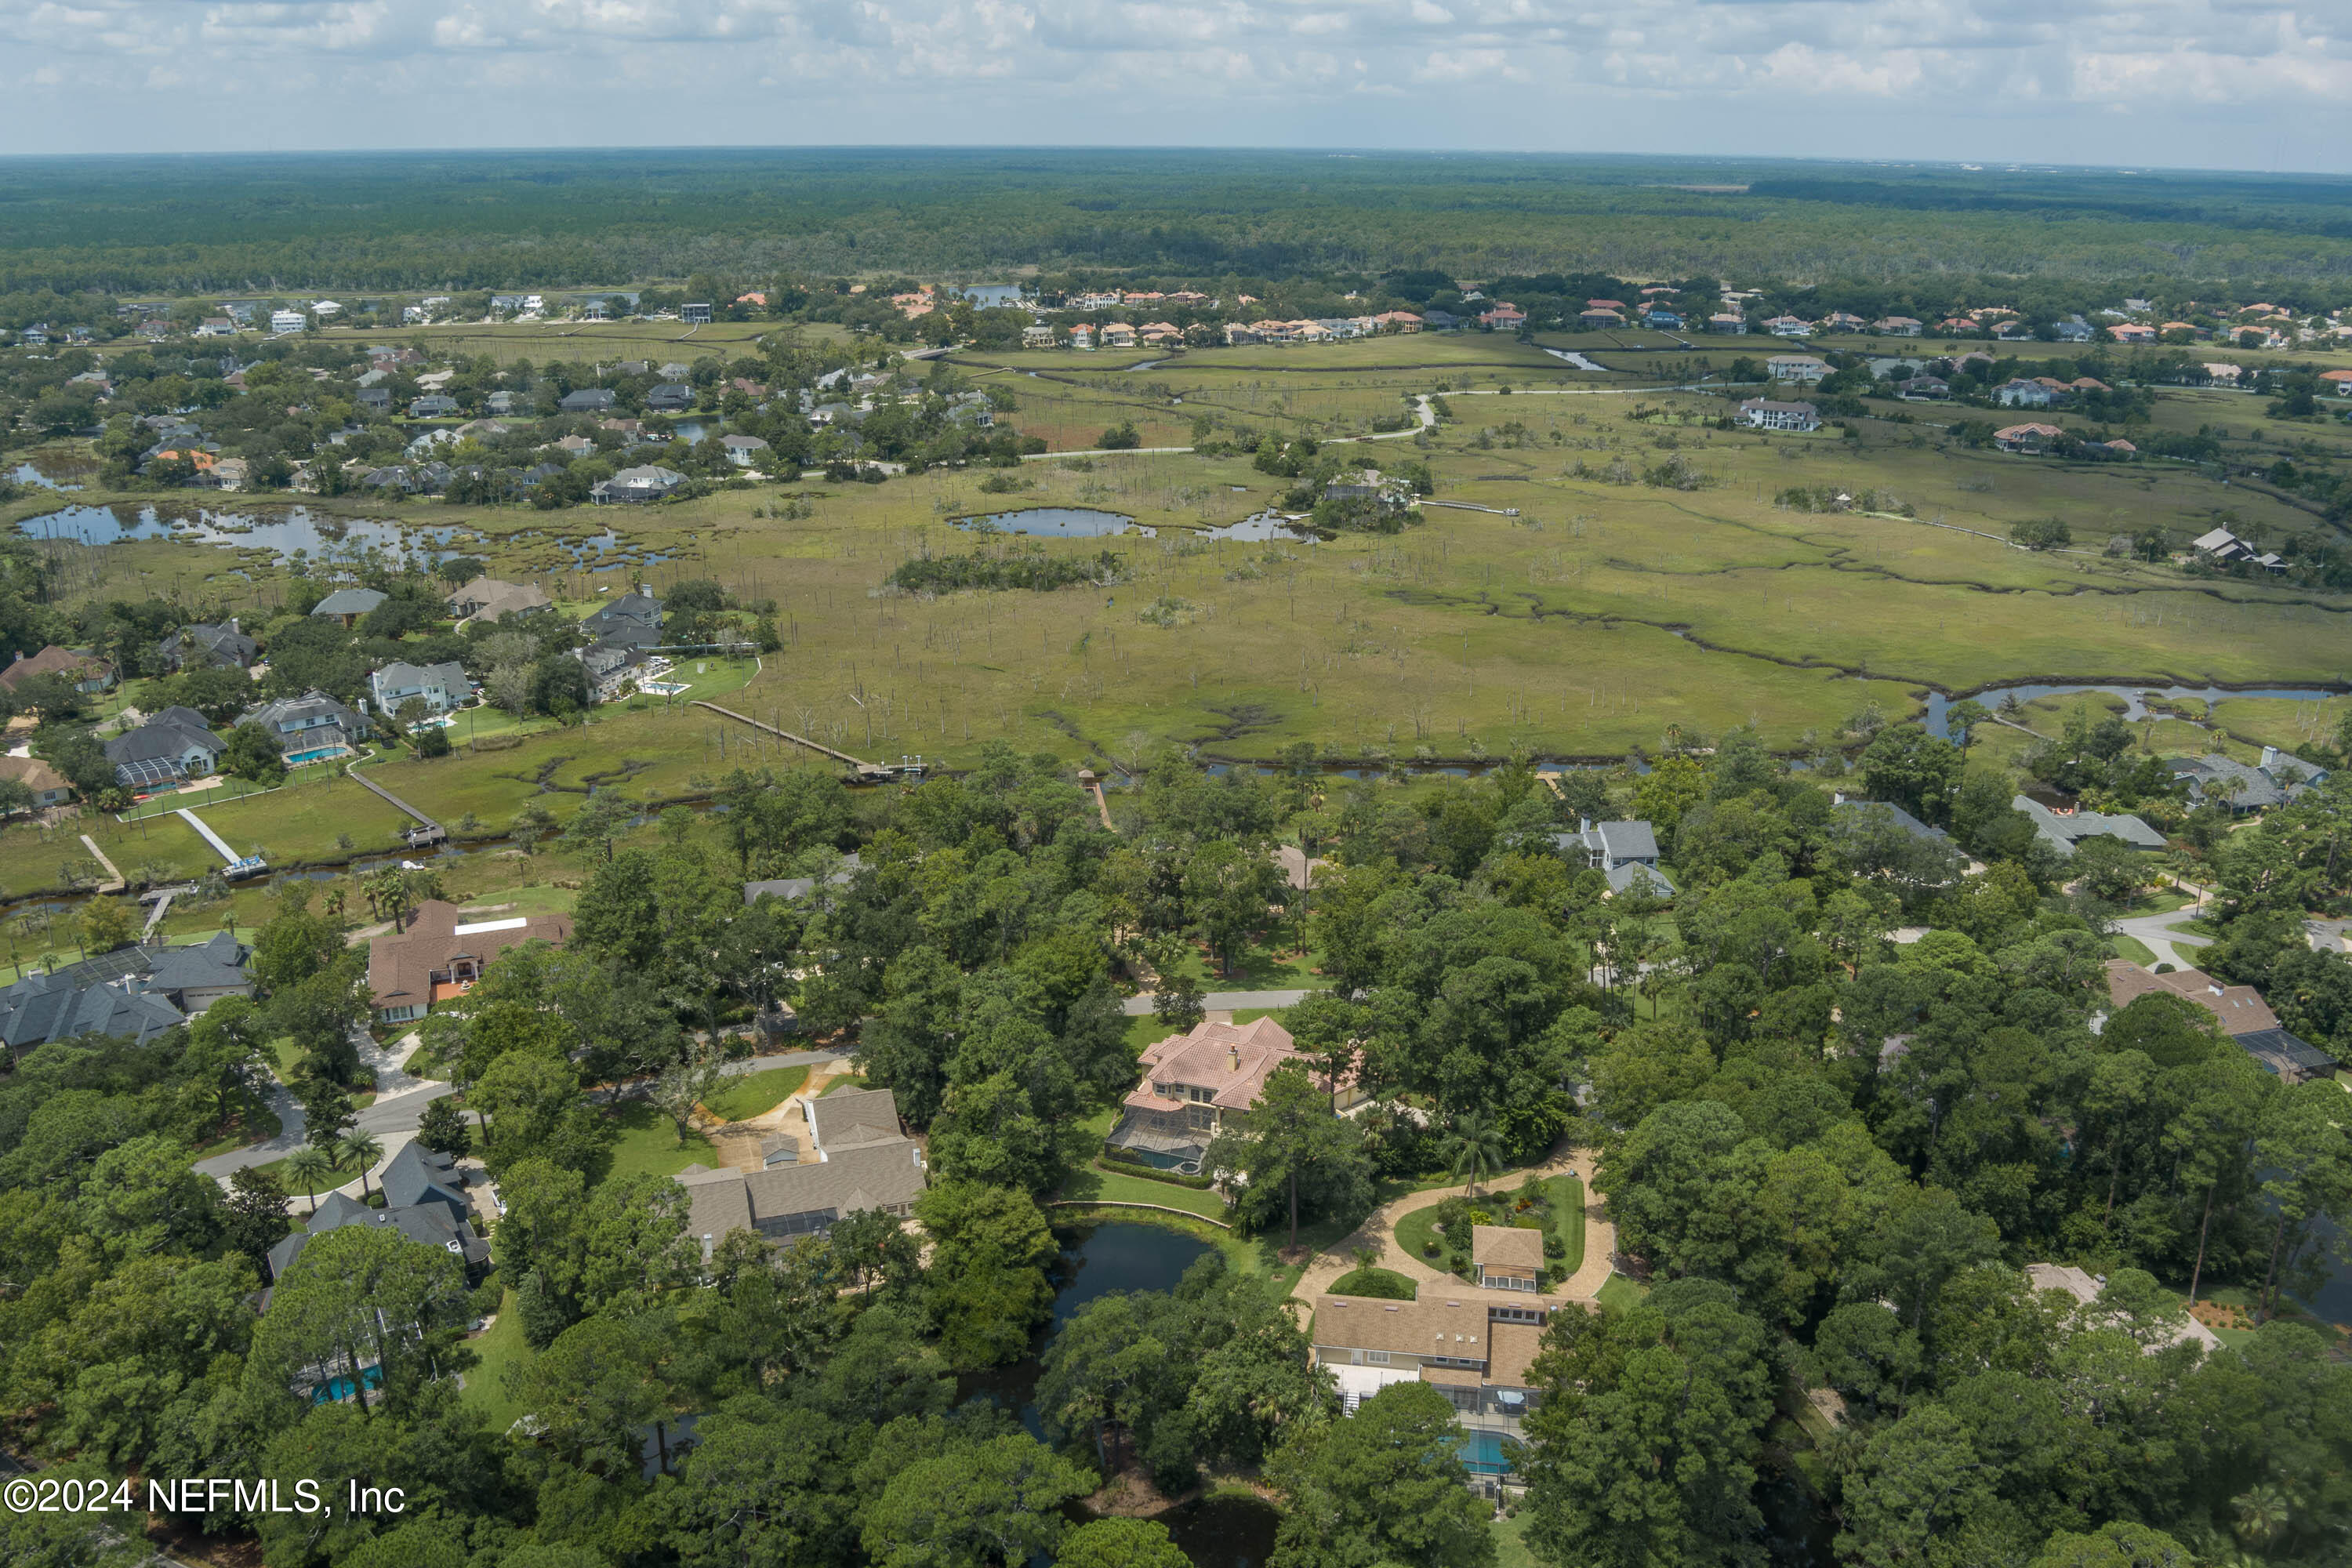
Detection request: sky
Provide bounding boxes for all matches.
[2,0,2349,170]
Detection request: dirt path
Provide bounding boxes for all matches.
[1287,1148,1616,1308]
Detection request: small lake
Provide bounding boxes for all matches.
[1197,511,1318,545]
[1922,681,2344,740]
[956,284,1026,308]
[953,508,1153,539]
[19,503,475,564]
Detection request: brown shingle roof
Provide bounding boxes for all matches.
[1472,1224,1545,1269]
[0,754,71,795]
[2103,960,2277,1036]
[1308,1291,1487,1358]
[0,646,110,692]
[366,900,572,1012]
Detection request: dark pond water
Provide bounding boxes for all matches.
[953,507,1154,539]
[1143,1493,1280,1568]
[1922,682,2343,739]
[10,461,82,491]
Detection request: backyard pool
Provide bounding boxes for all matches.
[311,1365,383,1404]
[1456,1427,1519,1475]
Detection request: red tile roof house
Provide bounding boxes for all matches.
[2322,369,2352,397]
[1994,422,2067,453]
[367,899,572,1023]
[1108,1016,1364,1171]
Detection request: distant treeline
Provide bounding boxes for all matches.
[8,148,2352,298]
[888,546,1122,594]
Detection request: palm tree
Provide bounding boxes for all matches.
[1442,1109,1509,1200]
[285,1145,332,1215]
[337,1131,385,1200]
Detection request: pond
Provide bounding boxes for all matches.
[953,508,1154,539]
[18,503,475,564]
[1922,681,2343,740]
[1196,511,1318,545]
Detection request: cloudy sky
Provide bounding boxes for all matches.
[3,0,2347,170]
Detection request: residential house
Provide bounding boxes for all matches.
[2321,368,2352,397]
[1764,315,1815,337]
[0,755,74,808]
[445,578,551,624]
[0,646,114,696]
[645,383,694,413]
[673,1087,926,1257]
[1833,797,1956,850]
[103,706,225,789]
[2055,317,2096,343]
[2103,959,2281,1039]
[1895,376,1951,400]
[719,434,771,468]
[1472,1226,1544,1292]
[1108,1015,1362,1169]
[1100,322,1138,349]
[241,690,372,760]
[583,591,662,644]
[2013,796,2166,856]
[159,619,256,672]
[558,388,617,415]
[682,303,713,324]
[1874,316,1924,336]
[369,660,473,721]
[1993,423,2067,453]
[2190,527,2254,564]
[590,466,686,504]
[1821,312,1867,333]
[310,587,387,626]
[270,310,307,334]
[1481,304,1528,331]
[1021,325,1056,348]
[367,898,572,1022]
[1374,311,1424,333]
[1421,310,1460,330]
[355,387,391,414]
[409,395,459,419]
[1068,325,1096,350]
[1307,1283,1551,1447]
[1766,354,1831,383]
[742,855,864,907]
[1577,308,1622,328]
[572,643,650,703]
[1996,379,2060,408]
[2169,749,2328,812]
[197,317,237,336]
[1736,398,1820,432]
[2025,1264,2221,1353]
[1642,308,1683,328]
[2111,324,2157,344]
[1707,314,1747,333]
[265,1185,489,1297]
[0,931,252,1051]
[1552,818,1675,898]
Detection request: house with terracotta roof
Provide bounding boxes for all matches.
[1108,1015,1362,1169]
[1994,423,2067,453]
[1820,312,1867,332]
[366,899,572,1023]
[1576,308,1621,328]
[1479,304,1527,332]
[1100,322,1137,349]
[1873,316,1924,336]
[2110,324,2157,343]
[1374,311,1425,333]
[1708,314,1747,333]
[2322,369,2352,396]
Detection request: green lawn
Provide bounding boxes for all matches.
[256,1146,373,1202]
[1389,1175,1581,1280]
[818,1073,868,1096]
[2107,932,2159,966]
[1395,1198,1450,1269]
[187,1099,284,1163]
[1596,1274,1646,1312]
[701,1065,808,1123]
[1060,1160,1232,1222]
[460,1290,536,1435]
[1493,1511,1541,1568]
[599,1100,722,1184]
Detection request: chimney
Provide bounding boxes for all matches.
[2261,746,2279,771]
[1229,1045,1240,1073]
[1580,816,1591,833]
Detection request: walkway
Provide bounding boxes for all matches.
[1287,1149,1617,1308]
[692,701,895,780]
[1120,988,1312,1016]
[2114,907,2212,970]
[344,760,445,845]
[191,1076,307,1181]
[79,833,125,893]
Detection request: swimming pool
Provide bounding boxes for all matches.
[1457,1428,1521,1475]
[285,746,348,765]
[311,1365,383,1404]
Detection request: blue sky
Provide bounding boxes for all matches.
[2,0,2347,170]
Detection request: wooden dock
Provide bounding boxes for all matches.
[692,702,898,781]
[346,762,447,847]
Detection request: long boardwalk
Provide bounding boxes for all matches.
[693,702,897,780]
[345,760,446,846]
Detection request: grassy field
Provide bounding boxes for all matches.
[599,1100,721,1184]
[9,332,2347,791]
[459,1289,535,1434]
[1061,1160,1232,1222]
[700,1065,808,1123]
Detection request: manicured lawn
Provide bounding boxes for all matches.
[2107,932,2159,966]
[818,1073,868,1096]
[598,1100,721,1185]
[1329,1265,1417,1299]
[187,1100,283,1163]
[702,1065,808,1123]
[1493,1511,1541,1568]
[1596,1274,1646,1312]
[1060,1160,1232,1222]
[256,1146,373,1203]
[1392,1174,1582,1279]
[460,1290,536,1435]
[1395,1199,1450,1269]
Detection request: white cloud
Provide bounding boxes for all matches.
[0,0,2343,163]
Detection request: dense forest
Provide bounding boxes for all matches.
[8,150,2352,301]
[1,728,2348,1567]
